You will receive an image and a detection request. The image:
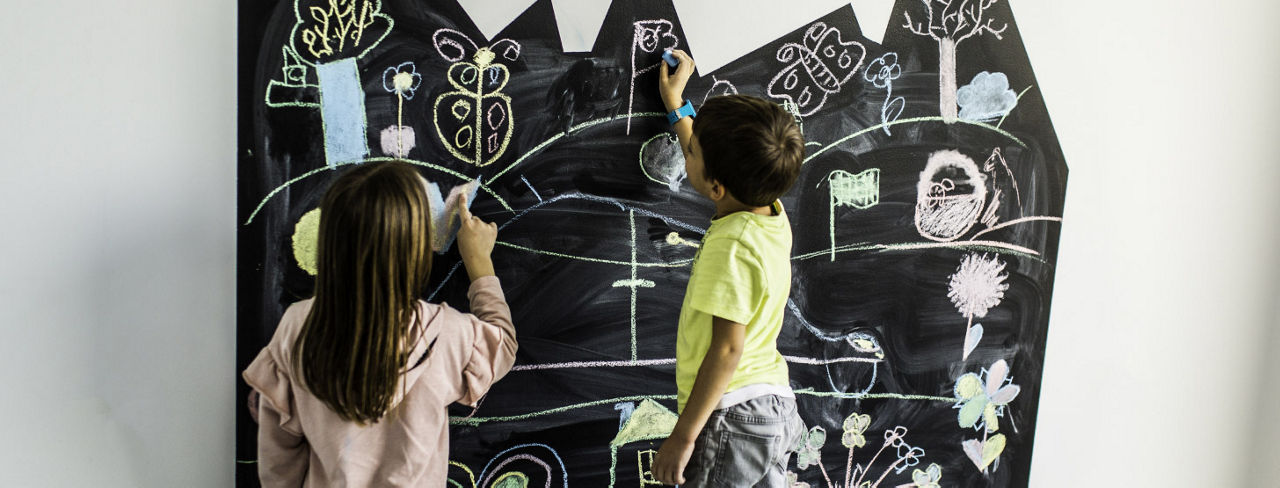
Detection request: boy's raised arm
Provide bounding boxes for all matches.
[658,49,696,151]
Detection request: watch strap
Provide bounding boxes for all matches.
[666,99,696,125]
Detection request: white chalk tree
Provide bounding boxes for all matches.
[902,0,1007,123]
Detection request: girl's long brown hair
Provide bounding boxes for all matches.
[292,161,433,424]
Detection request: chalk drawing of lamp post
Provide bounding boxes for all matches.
[265,0,393,168]
[612,210,655,362]
[902,0,1007,123]
[820,169,880,261]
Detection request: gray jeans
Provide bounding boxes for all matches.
[682,395,805,488]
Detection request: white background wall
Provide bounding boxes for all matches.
[0,1,1275,486]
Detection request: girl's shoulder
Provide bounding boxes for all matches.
[275,298,317,340]
[412,299,486,352]
[413,299,472,332]
[260,298,317,369]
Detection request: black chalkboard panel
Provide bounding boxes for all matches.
[237,1,1067,486]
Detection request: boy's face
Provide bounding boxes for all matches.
[684,133,719,200]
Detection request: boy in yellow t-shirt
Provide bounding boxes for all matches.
[652,50,806,487]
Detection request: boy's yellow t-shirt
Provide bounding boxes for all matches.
[675,201,792,412]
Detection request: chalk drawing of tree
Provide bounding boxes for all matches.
[265,0,394,167]
[947,253,1009,360]
[291,0,393,64]
[902,0,1007,123]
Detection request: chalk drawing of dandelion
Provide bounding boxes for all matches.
[947,253,1009,360]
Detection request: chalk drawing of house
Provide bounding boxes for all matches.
[608,399,679,488]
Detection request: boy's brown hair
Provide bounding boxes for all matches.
[293,161,433,424]
[692,95,805,207]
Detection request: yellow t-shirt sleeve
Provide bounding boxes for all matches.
[687,237,766,326]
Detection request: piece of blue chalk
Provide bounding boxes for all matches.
[662,50,678,68]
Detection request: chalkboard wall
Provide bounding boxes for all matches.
[237,1,1067,486]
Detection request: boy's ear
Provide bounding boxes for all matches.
[707,179,727,202]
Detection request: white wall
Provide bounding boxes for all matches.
[1019,1,1280,486]
[0,1,1275,486]
[0,1,236,486]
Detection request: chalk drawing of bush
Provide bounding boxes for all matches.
[957,71,1018,123]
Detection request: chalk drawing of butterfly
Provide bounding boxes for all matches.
[766,22,866,117]
[431,29,522,167]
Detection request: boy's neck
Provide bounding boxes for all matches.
[713,200,775,219]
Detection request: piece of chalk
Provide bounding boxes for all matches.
[662,50,678,68]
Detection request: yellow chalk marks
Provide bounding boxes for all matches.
[490,472,529,488]
[299,0,381,59]
[611,279,655,288]
[665,232,700,248]
[448,461,477,488]
[292,208,322,275]
[638,450,662,486]
[473,47,496,67]
[609,399,679,488]
[610,399,678,447]
[433,48,514,167]
[392,71,414,91]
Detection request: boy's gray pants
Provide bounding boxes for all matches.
[681,394,806,487]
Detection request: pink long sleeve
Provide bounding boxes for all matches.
[457,275,518,406]
[256,399,310,487]
[243,310,311,488]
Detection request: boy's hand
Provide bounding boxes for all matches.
[658,49,695,111]
[456,194,497,281]
[652,434,695,485]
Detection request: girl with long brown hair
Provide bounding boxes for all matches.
[243,161,516,486]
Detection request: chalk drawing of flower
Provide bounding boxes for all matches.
[948,253,1010,359]
[911,463,943,488]
[953,359,1021,433]
[841,412,871,449]
[795,426,827,470]
[382,61,423,100]
[785,471,810,488]
[863,52,901,88]
[948,253,1009,318]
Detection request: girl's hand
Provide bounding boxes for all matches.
[456,194,497,280]
[659,49,696,111]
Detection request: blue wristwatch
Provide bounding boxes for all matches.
[666,99,696,125]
